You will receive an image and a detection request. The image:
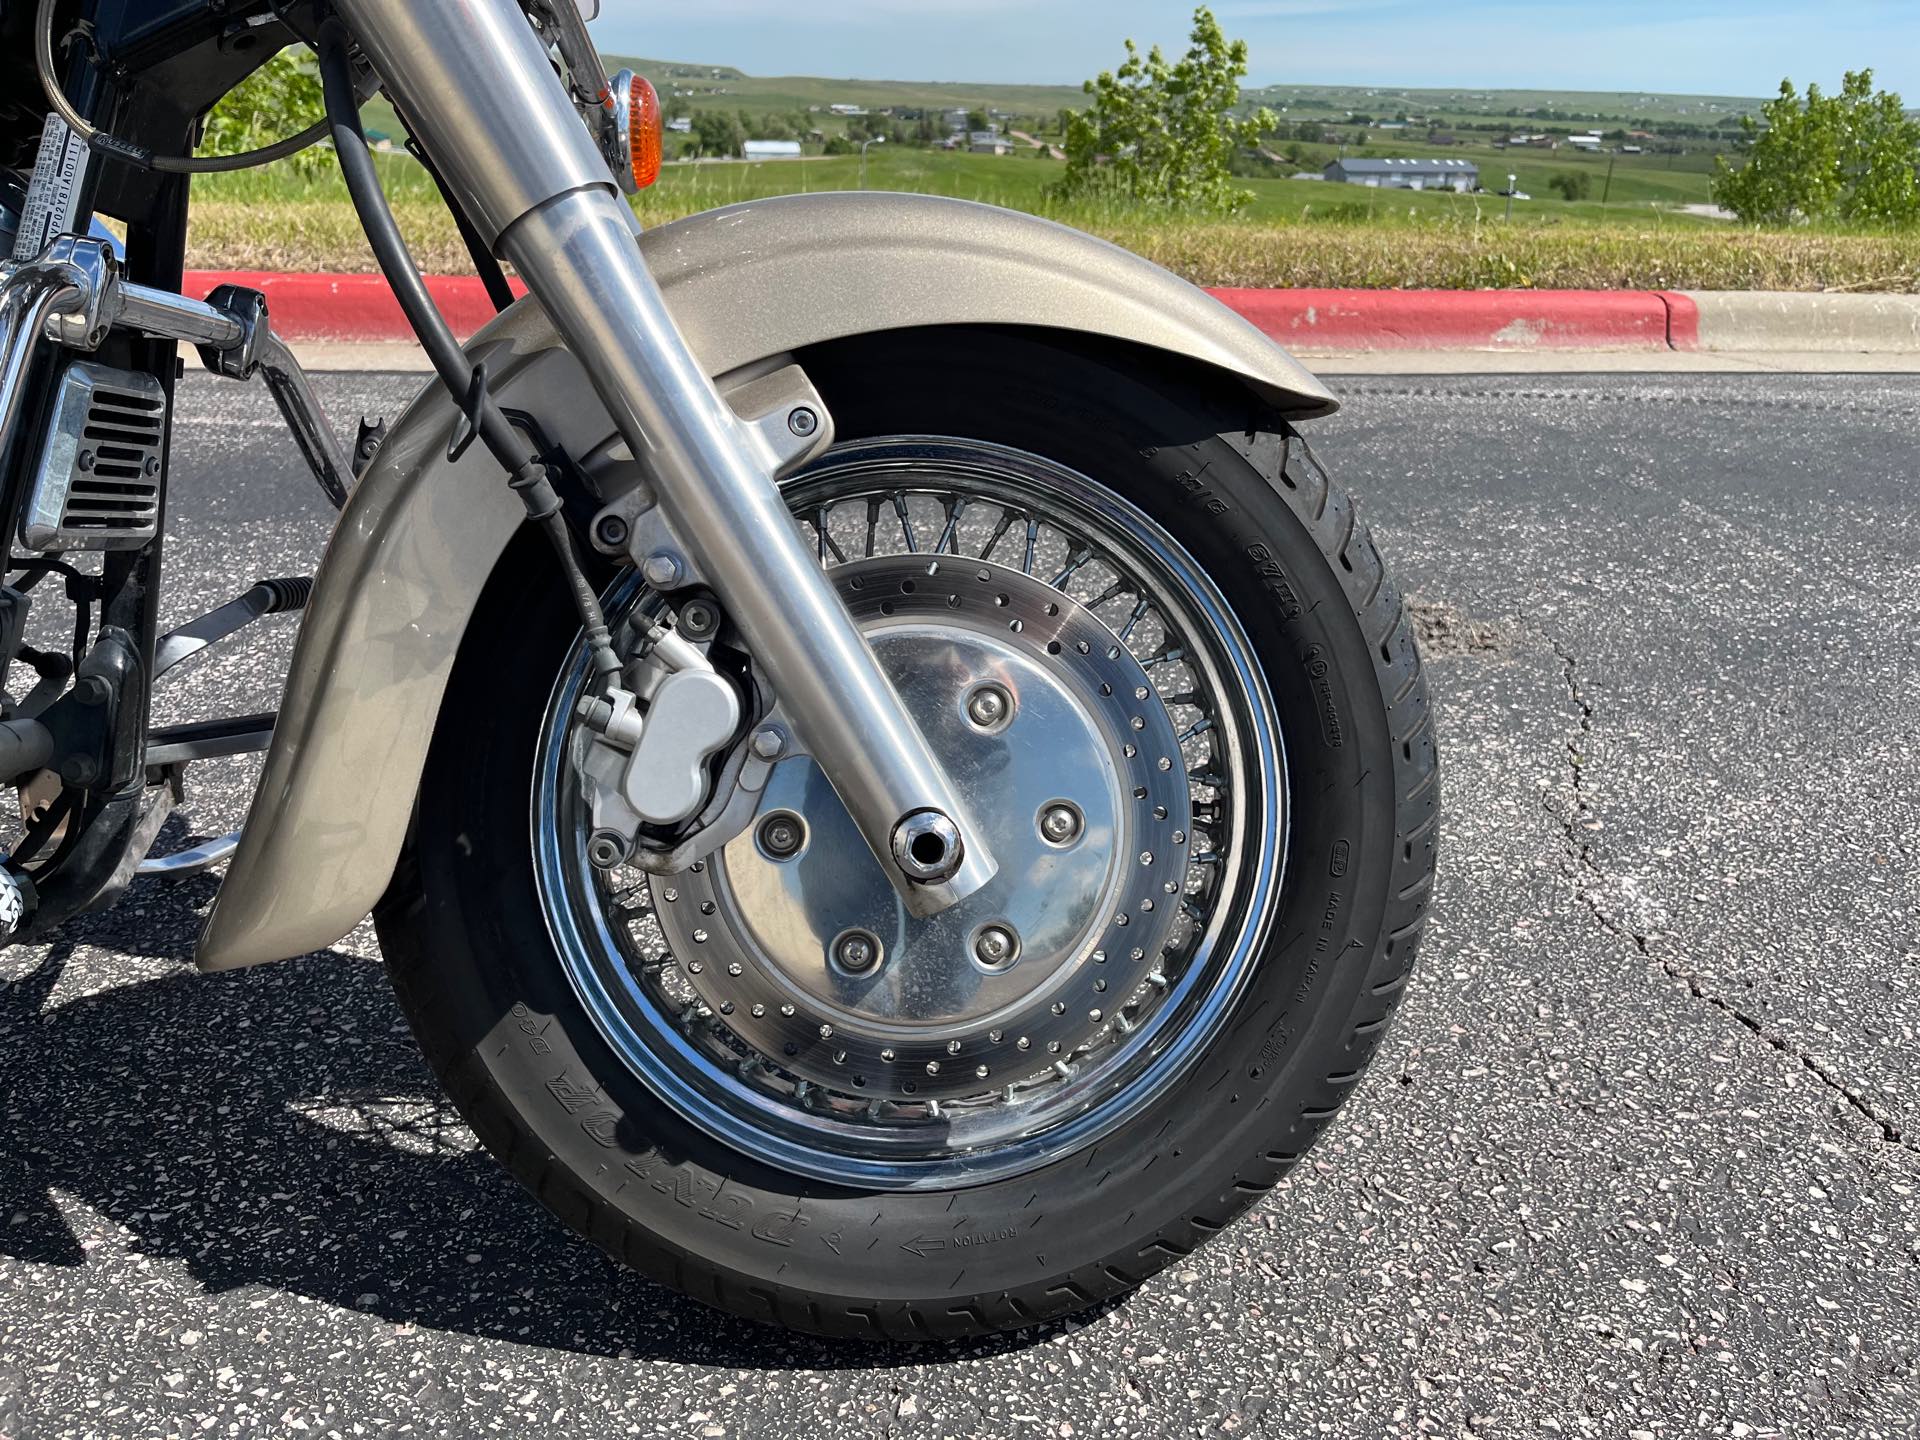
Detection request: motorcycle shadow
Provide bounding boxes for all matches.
[0,854,1071,1369]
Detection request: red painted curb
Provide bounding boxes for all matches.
[1211,287,1679,351]
[186,271,1691,351]
[1658,291,1701,351]
[183,270,525,342]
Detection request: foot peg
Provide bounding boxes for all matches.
[136,831,239,880]
[154,577,312,677]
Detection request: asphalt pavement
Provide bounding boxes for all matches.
[2,369,1917,1438]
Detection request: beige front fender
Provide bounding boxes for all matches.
[197,191,1335,970]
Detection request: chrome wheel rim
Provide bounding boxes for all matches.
[533,438,1286,1189]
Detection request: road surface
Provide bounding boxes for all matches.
[1,370,1916,1438]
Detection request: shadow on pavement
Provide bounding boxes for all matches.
[0,863,1067,1369]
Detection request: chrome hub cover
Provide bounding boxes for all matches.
[655,555,1192,1102]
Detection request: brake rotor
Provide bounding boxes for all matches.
[653,555,1192,1102]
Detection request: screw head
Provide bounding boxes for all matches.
[1039,802,1083,846]
[641,551,683,589]
[678,598,721,639]
[749,727,787,761]
[587,830,628,870]
[972,924,1019,970]
[76,451,94,473]
[594,514,630,550]
[787,407,819,438]
[831,928,882,973]
[965,683,1012,730]
[756,811,806,860]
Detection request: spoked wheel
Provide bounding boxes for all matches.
[539,442,1284,1188]
[377,329,1436,1339]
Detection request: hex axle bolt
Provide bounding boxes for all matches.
[587,830,628,870]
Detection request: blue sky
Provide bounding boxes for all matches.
[586,1,1918,101]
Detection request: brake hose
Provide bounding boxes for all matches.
[314,17,621,683]
[35,0,332,174]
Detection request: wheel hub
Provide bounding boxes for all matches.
[654,556,1192,1102]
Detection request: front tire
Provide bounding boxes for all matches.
[374,329,1437,1339]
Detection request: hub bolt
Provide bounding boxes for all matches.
[1039,802,1083,846]
[831,928,882,973]
[757,811,806,860]
[972,923,1019,970]
[965,683,1013,730]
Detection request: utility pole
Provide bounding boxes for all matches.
[1505,173,1516,222]
[1602,152,1616,206]
[860,135,884,189]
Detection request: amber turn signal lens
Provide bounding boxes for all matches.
[627,73,662,190]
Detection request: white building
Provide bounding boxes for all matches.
[743,140,803,160]
[1324,157,1479,192]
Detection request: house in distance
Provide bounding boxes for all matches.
[1324,157,1480,192]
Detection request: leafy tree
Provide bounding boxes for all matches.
[689,109,746,158]
[1712,70,1920,227]
[202,47,329,179]
[1052,6,1276,213]
[967,108,991,134]
[1548,171,1592,201]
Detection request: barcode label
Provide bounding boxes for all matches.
[14,115,90,261]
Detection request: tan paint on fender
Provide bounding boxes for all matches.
[197,192,1335,970]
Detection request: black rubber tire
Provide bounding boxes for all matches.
[373,327,1438,1341]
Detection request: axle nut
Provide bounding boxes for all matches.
[891,809,963,884]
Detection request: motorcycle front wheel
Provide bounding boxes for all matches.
[375,328,1437,1339]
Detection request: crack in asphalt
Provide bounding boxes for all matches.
[1546,637,1916,1153]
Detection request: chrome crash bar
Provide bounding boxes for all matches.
[337,0,997,917]
[0,236,354,509]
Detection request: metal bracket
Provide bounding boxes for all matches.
[585,360,835,588]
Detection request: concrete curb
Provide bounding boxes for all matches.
[182,271,1918,354]
[1684,291,1920,353]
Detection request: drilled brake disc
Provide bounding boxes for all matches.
[654,555,1192,1103]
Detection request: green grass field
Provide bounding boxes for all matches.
[185,147,1920,293]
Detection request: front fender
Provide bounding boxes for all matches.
[198,191,1334,970]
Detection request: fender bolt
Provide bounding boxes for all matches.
[594,514,630,550]
[787,407,819,438]
[641,551,683,589]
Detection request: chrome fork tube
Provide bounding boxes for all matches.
[333,0,996,914]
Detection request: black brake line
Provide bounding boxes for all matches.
[314,17,620,684]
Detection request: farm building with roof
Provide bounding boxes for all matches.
[1324,157,1479,192]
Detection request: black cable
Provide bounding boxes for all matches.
[403,127,517,315]
[315,18,620,682]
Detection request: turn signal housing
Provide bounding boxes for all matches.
[605,69,662,193]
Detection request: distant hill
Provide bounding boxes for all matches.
[603,54,1088,124]
[1246,83,1764,130]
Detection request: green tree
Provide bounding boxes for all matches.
[967,108,991,134]
[1712,70,1920,227]
[201,47,329,180]
[1052,6,1277,213]
[690,109,746,158]
[1548,171,1591,201]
